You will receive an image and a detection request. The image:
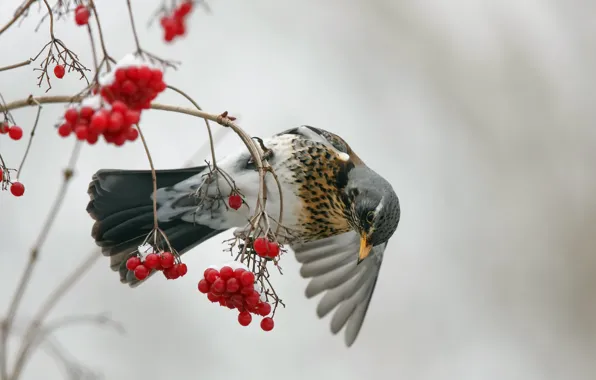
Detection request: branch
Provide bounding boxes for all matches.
[0,0,36,36]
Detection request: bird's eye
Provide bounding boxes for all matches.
[366,211,375,223]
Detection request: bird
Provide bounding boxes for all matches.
[86,125,401,346]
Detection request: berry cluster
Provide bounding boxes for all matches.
[58,98,139,146]
[99,65,167,110]
[126,251,188,281]
[228,193,243,210]
[1,122,23,141]
[74,5,90,26]
[198,265,275,331]
[253,237,281,259]
[160,1,194,42]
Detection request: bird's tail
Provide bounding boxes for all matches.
[86,166,224,287]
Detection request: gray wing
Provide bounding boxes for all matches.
[291,231,386,347]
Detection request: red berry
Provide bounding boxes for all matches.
[0,122,8,134]
[205,269,219,283]
[198,279,210,293]
[126,127,139,141]
[64,108,79,124]
[160,252,175,268]
[86,132,99,144]
[0,169,3,182]
[175,2,193,18]
[207,292,219,302]
[126,67,140,80]
[124,110,140,125]
[80,107,94,120]
[10,182,25,197]
[246,291,260,307]
[267,241,280,258]
[258,302,272,316]
[233,268,246,280]
[228,194,242,210]
[220,266,233,280]
[260,317,274,331]
[164,266,180,280]
[126,256,141,271]
[121,80,137,95]
[8,126,23,141]
[75,125,88,140]
[226,278,240,293]
[54,65,65,79]
[57,123,72,137]
[211,278,226,294]
[177,263,188,276]
[134,265,149,280]
[74,6,90,26]
[111,101,128,115]
[89,110,108,133]
[144,253,160,269]
[240,271,255,287]
[238,311,252,326]
[253,237,269,256]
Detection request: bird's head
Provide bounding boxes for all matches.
[345,169,401,264]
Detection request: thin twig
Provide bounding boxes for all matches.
[136,125,159,229]
[1,142,81,380]
[16,102,42,180]
[126,0,142,52]
[0,0,36,36]
[0,60,32,73]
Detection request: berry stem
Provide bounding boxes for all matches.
[136,124,159,230]
[0,0,36,36]
[125,0,142,53]
[16,102,42,180]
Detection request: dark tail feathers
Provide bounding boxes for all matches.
[86,166,224,287]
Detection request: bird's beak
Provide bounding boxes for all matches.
[358,234,372,265]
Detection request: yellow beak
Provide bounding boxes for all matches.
[358,234,373,265]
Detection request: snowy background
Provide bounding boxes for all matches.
[1,0,596,379]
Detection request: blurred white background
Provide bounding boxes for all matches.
[1,0,596,379]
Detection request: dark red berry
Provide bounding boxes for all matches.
[226,278,240,293]
[10,182,25,197]
[64,108,79,124]
[260,317,274,331]
[228,194,242,210]
[258,302,272,316]
[205,269,219,283]
[207,292,219,302]
[57,124,72,137]
[177,263,188,276]
[211,278,225,294]
[54,65,65,79]
[238,311,252,326]
[126,256,141,271]
[233,268,246,280]
[134,264,149,280]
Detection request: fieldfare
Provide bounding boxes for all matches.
[86,125,401,346]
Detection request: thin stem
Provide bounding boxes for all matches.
[166,85,218,168]
[136,125,159,229]
[88,0,112,70]
[0,60,32,73]
[0,0,36,36]
[41,0,55,40]
[16,103,42,180]
[126,0,142,52]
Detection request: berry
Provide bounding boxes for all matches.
[245,291,260,307]
[240,271,255,287]
[144,253,160,269]
[126,127,139,141]
[233,268,246,280]
[74,5,90,26]
[100,65,166,111]
[198,279,210,293]
[160,252,175,268]
[238,311,252,326]
[211,278,225,294]
[54,65,65,79]
[267,241,280,258]
[228,194,242,210]
[253,237,269,256]
[260,317,274,331]
[258,302,272,316]
[164,266,180,280]
[207,292,219,302]
[134,264,149,280]
[0,122,8,134]
[177,263,188,276]
[89,110,108,133]
[226,278,240,293]
[175,2,193,18]
[126,256,141,271]
[10,182,25,197]
[219,266,233,280]
[75,125,88,140]
[64,108,79,124]
[0,169,3,182]
[8,126,23,141]
[204,268,219,283]
[57,123,72,137]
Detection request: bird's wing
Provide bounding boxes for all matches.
[291,231,386,346]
